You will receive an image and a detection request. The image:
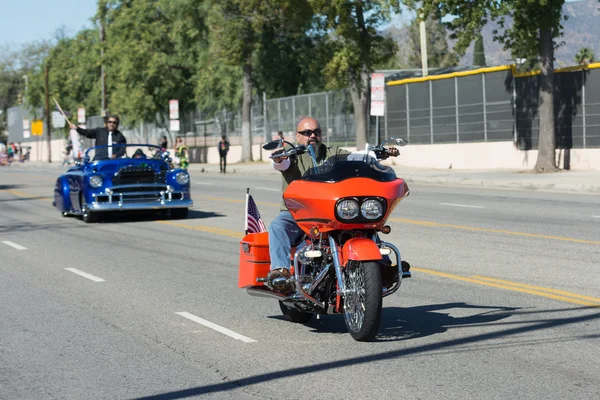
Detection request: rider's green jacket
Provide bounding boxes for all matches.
[277,143,349,211]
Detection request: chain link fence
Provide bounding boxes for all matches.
[8,66,599,159]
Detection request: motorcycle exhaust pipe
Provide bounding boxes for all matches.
[247,286,293,300]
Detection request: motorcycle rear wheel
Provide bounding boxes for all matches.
[279,301,314,323]
[343,261,382,342]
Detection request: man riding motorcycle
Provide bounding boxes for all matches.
[267,117,399,293]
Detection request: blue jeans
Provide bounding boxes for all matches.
[268,211,304,271]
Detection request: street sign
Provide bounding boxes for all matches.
[170,119,180,132]
[31,120,44,136]
[370,73,385,117]
[22,119,30,130]
[169,99,179,120]
[77,108,86,124]
[23,130,31,139]
[52,111,66,128]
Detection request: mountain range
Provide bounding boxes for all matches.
[386,0,600,69]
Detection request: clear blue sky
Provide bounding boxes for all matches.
[0,0,97,48]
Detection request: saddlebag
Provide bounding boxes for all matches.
[238,232,271,288]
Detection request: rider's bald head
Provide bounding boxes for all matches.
[297,117,320,132]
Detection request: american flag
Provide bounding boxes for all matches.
[245,193,267,234]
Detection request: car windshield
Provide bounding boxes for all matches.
[84,144,165,162]
[301,153,397,182]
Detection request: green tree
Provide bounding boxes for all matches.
[0,47,23,135]
[420,0,567,172]
[574,47,595,65]
[104,0,207,129]
[473,33,486,67]
[309,0,401,149]
[407,15,459,69]
[207,0,312,161]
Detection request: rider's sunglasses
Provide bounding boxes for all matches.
[297,128,322,137]
[107,120,117,124]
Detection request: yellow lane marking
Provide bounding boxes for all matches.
[470,275,600,303]
[157,220,244,239]
[390,218,600,246]
[412,267,600,307]
[1,189,52,200]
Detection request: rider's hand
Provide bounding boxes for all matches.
[272,149,288,163]
[69,123,77,130]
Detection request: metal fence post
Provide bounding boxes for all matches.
[454,76,459,143]
[308,94,312,117]
[482,73,488,141]
[292,97,296,129]
[325,91,330,146]
[384,87,388,140]
[429,80,433,144]
[406,85,410,142]
[277,99,281,132]
[582,70,586,148]
[512,74,517,143]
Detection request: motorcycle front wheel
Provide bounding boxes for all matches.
[343,261,382,341]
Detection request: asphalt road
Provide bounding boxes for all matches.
[1,167,599,400]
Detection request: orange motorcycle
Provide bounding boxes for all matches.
[239,138,411,341]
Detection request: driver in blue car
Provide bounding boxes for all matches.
[69,115,127,160]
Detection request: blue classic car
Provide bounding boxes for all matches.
[53,144,193,223]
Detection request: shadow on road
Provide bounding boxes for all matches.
[0,221,87,234]
[0,184,25,190]
[268,302,517,342]
[313,302,517,342]
[133,305,600,400]
[93,210,225,223]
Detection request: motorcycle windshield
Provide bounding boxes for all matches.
[301,154,397,182]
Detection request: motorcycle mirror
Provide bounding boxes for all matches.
[383,137,409,147]
[262,140,281,150]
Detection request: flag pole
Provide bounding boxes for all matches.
[244,188,249,235]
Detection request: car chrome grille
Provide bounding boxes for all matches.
[113,165,166,185]
[94,186,185,205]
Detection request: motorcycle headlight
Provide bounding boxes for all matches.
[89,175,103,188]
[361,199,384,220]
[175,171,189,185]
[336,199,359,220]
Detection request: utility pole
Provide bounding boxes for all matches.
[44,66,52,163]
[99,1,107,119]
[419,16,428,77]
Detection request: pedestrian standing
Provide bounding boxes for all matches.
[218,135,230,173]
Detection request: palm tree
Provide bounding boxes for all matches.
[574,47,595,66]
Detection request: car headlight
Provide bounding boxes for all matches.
[361,199,383,220]
[175,171,189,185]
[336,199,359,220]
[89,175,103,188]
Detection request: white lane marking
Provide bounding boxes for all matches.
[194,182,215,186]
[440,203,485,209]
[2,241,27,250]
[65,268,105,282]
[256,187,279,192]
[176,312,257,343]
[592,215,600,219]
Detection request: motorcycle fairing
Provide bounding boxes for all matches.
[283,177,409,236]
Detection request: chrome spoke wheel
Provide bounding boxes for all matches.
[342,261,383,342]
[344,266,366,332]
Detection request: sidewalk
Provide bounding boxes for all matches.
[6,161,600,194]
